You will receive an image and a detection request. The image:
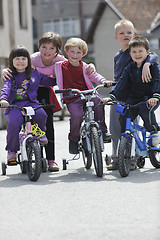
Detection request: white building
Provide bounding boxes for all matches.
[0,0,33,128]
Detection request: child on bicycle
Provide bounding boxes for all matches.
[0,46,57,164]
[103,36,160,146]
[2,32,95,171]
[54,37,113,154]
[108,19,158,170]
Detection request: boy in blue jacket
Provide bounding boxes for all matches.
[108,20,158,170]
[103,36,160,148]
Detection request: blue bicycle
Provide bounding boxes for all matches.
[116,102,160,177]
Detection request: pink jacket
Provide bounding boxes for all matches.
[31,52,65,113]
[54,60,106,91]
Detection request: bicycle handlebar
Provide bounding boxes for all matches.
[55,82,116,97]
[0,104,55,111]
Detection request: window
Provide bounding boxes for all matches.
[19,0,27,29]
[0,0,3,26]
[42,18,80,37]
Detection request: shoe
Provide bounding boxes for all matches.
[103,132,112,143]
[69,140,79,154]
[107,162,119,170]
[39,135,48,145]
[152,131,160,146]
[48,160,59,172]
[130,162,137,171]
[7,152,17,165]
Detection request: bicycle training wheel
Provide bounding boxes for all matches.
[148,144,160,168]
[18,153,27,174]
[90,126,103,177]
[118,136,131,177]
[2,162,6,175]
[81,138,92,169]
[26,141,42,181]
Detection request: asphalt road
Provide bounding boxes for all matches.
[0,106,160,240]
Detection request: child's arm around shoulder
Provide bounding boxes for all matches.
[142,52,158,83]
[34,69,57,87]
[83,62,112,86]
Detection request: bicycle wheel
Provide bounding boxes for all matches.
[90,126,103,177]
[26,141,42,181]
[118,136,131,177]
[82,138,92,169]
[148,145,160,168]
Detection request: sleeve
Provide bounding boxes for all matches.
[146,52,158,65]
[151,64,160,100]
[38,71,57,87]
[110,66,131,101]
[0,79,12,101]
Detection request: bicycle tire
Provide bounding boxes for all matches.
[148,145,160,168]
[137,156,145,168]
[26,141,42,181]
[2,162,6,175]
[91,126,103,177]
[42,158,47,172]
[118,136,131,177]
[81,138,92,169]
[82,148,92,169]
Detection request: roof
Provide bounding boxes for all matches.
[86,0,160,43]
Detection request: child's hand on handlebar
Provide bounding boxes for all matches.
[2,68,13,82]
[0,99,9,108]
[147,98,159,106]
[102,97,112,104]
[102,80,113,87]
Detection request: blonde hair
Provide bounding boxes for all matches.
[114,19,134,34]
[64,38,88,55]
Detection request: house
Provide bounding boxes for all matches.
[0,0,33,128]
[32,0,100,53]
[86,0,160,80]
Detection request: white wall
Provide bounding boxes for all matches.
[94,6,120,80]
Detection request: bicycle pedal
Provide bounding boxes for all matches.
[8,160,18,166]
[103,139,111,143]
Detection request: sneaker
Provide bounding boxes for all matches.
[48,160,59,172]
[7,152,17,165]
[39,135,48,145]
[103,132,112,143]
[107,161,119,170]
[69,140,79,154]
[130,162,137,171]
[152,131,160,146]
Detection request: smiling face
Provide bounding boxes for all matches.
[115,25,135,51]
[66,46,84,66]
[13,56,28,72]
[39,42,57,66]
[130,46,150,67]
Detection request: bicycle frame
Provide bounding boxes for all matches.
[117,103,160,157]
[19,107,38,162]
[81,96,104,153]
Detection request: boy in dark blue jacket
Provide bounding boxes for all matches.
[108,19,158,170]
[103,36,160,148]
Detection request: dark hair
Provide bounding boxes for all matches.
[129,36,150,52]
[38,32,63,57]
[8,46,32,79]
